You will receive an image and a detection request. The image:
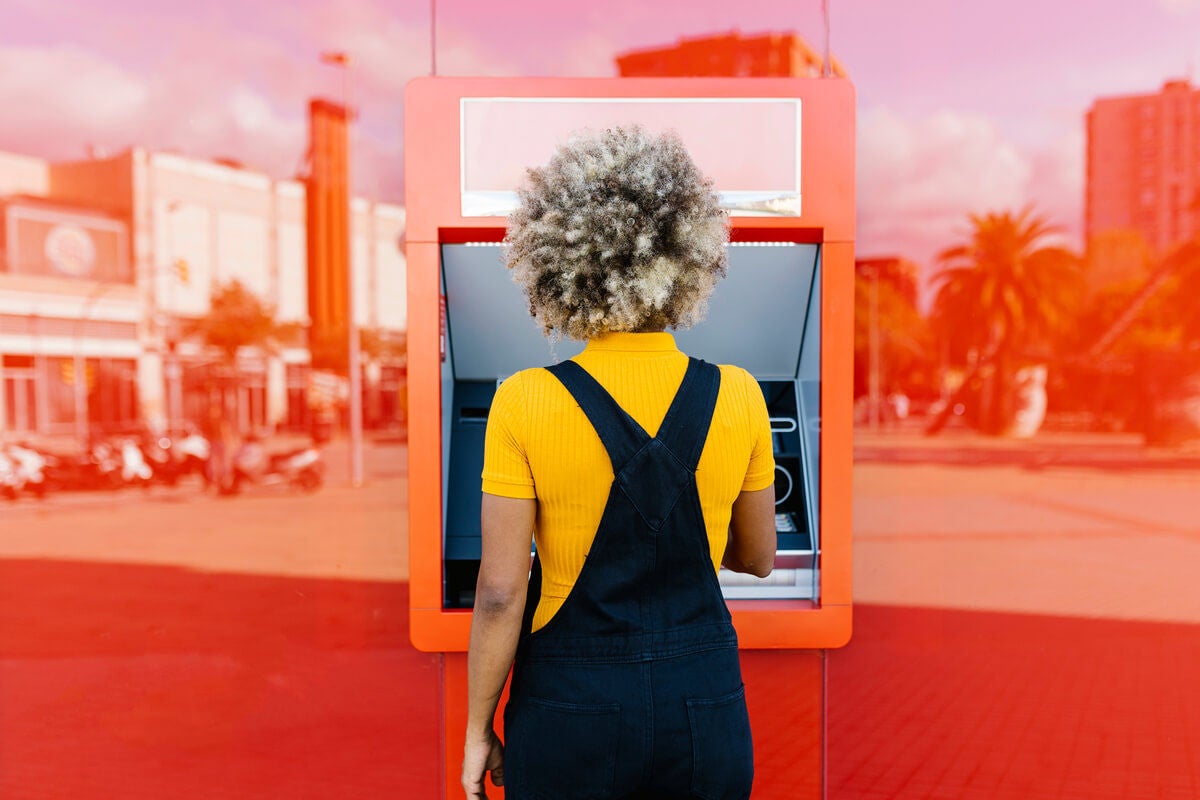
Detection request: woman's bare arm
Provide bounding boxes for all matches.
[467,493,535,736]
[722,485,776,578]
[463,493,536,795]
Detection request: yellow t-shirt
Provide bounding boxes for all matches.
[481,332,775,631]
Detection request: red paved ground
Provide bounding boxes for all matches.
[4,557,1197,798]
[828,605,1200,799]
[0,559,440,800]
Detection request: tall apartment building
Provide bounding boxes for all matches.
[616,30,846,79]
[1086,79,1200,255]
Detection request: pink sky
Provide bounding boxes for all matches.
[3,0,1200,276]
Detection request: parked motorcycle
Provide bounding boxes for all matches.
[226,438,324,495]
[138,434,184,487]
[32,443,109,493]
[174,429,211,486]
[86,441,124,490]
[0,449,20,500]
[5,443,48,499]
[119,438,153,489]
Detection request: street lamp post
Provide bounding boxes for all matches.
[867,266,882,431]
[161,200,184,429]
[321,50,364,487]
[73,281,115,448]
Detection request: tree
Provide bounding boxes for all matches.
[1172,242,1200,348]
[853,265,935,404]
[1067,237,1200,437]
[186,280,298,364]
[927,207,1081,434]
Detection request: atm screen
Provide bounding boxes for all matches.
[440,242,821,607]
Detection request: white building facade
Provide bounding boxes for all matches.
[0,147,406,443]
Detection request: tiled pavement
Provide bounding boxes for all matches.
[1,436,1197,798]
[837,437,1200,799]
[829,605,1200,799]
[0,561,442,800]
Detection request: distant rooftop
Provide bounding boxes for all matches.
[616,30,847,79]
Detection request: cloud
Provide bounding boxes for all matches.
[0,39,312,181]
[0,45,149,159]
[0,27,421,199]
[436,33,523,77]
[1026,126,1084,245]
[555,32,621,77]
[856,107,1081,278]
[1159,0,1200,14]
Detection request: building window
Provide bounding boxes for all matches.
[236,370,267,434]
[3,355,37,434]
[45,357,80,431]
[88,358,139,435]
[285,364,310,432]
[378,364,405,428]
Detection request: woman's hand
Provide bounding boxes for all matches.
[462,728,505,799]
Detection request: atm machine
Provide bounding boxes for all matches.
[406,77,854,799]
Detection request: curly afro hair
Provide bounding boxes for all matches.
[504,125,729,341]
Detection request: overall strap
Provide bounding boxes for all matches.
[545,360,649,472]
[655,358,721,469]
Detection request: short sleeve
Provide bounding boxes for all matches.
[481,372,537,499]
[741,369,776,493]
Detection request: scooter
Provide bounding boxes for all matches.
[174,429,212,486]
[5,444,48,499]
[86,441,124,490]
[0,449,20,500]
[139,435,183,487]
[119,438,153,489]
[227,439,324,495]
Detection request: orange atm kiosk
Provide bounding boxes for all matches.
[405,77,854,798]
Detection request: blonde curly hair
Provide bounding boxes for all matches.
[504,125,729,341]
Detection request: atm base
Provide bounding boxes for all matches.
[440,649,826,799]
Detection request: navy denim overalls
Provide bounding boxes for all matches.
[503,358,754,800]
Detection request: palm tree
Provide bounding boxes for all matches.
[927,207,1081,434]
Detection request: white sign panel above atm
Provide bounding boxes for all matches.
[460,97,801,218]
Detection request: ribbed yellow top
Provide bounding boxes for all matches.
[481,332,775,631]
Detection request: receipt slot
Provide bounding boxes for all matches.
[406,77,853,798]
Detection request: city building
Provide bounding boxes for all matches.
[1086,79,1200,256]
[616,30,846,78]
[0,146,406,444]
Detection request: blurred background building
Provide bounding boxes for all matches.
[0,129,406,443]
[616,30,846,78]
[1087,78,1200,256]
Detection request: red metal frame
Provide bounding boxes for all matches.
[405,77,854,653]
[406,75,854,800]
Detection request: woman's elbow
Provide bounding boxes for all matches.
[723,548,775,578]
[745,553,775,579]
[474,581,526,617]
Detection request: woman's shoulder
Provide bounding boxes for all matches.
[712,362,759,395]
[490,366,583,434]
[495,366,572,402]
